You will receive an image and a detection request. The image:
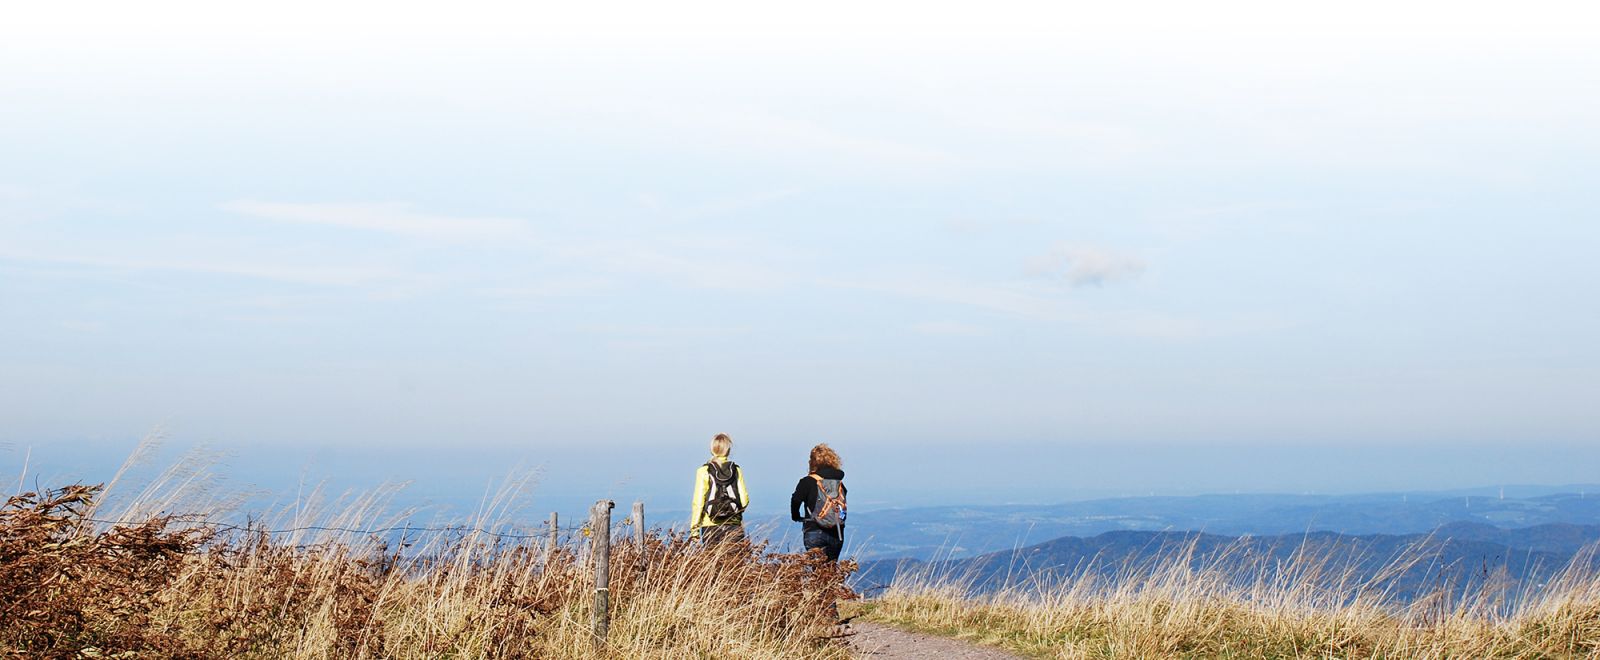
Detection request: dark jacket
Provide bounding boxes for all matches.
[791,467,846,540]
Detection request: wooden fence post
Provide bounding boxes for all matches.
[632,501,645,547]
[591,499,614,643]
[545,512,558,565]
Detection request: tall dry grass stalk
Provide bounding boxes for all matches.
[1,482,857,659]
[865,536,1600,658]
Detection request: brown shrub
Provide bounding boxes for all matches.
[0,485,212,659]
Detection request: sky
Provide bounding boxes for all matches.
[3,2,1599,508]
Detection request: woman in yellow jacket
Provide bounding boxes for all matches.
[689,433,749,544]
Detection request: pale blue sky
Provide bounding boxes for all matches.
[3,3,1598,501]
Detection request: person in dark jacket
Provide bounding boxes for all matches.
[791,443,847,561]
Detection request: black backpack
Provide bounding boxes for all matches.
[702,461,746,524]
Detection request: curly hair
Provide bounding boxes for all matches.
[808,443,841,473]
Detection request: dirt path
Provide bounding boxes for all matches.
[847,621,1025,659]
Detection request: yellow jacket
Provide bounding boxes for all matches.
[689,456,749,535]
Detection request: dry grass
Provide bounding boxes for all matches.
[861,539,1600,659]
[12,442,1598,659]
[1,483,857,659]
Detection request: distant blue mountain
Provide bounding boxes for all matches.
[854,522,1600,603]
[842,486,1600,561]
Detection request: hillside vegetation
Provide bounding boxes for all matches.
[8,468,1598,658]
[860,537,1600,659]
[0,484,855,659]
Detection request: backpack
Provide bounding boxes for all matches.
[702,461,746,524]
[809,473,846,529]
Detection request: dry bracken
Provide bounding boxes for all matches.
[2,484,857,659]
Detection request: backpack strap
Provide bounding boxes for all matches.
[701,462,717,521]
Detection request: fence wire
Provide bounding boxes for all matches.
[80,516,645,543]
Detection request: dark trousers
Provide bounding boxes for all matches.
[701,524,745,546]
[804,528,843,561]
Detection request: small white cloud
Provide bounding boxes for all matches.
[223,200,535,243]
[1025,243,1145,287]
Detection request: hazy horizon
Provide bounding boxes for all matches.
[8,435,1598,522]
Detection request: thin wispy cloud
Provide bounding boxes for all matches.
[911,320,989,337]
[475,277,615,299]
[223,201,537,244]
[673,187,806,220]
[942,105,1154,168]
[580,323,752,338]
[1025,243,1146,287]
[565,240,791,292]
[944,216,1042,234]
[0,245,405,287]
[829,273,1279,340]
[224,200,793,293]
[828,275,1064,320]
[608,104,965,172]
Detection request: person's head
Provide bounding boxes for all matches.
[808,443,841,473]
[710,433,733,458]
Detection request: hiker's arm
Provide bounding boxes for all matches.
[688,467,706,534]
[736,467,750,511]
[790,478,807,521]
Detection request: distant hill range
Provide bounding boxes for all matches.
[845,485,1600,561]
[854,521,1600,602]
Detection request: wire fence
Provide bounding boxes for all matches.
[74,513,808,556]
[79,516,638,543]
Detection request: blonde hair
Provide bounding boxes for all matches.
[710,433,733,457]
[808,443,841,473]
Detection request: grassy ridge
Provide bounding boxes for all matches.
[1,484,856,659]
[10,454,1599,659]
[861,540,1600,659]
